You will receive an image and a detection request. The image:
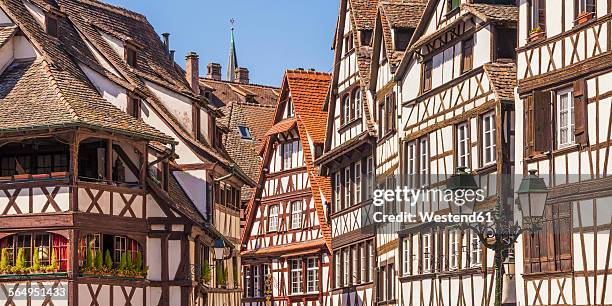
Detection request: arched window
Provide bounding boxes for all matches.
[352,88,362,120]
[0,233,69,271]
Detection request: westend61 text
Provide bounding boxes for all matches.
[372,211,494,224]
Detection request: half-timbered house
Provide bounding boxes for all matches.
[367,1,426,303]
[315,1,379,305]
[394,0,518,305]
[241,69,332,306]
[0,0,254,305]
[514,0,612,305]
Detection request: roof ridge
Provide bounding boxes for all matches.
[76,0,147,22]
[200,77,280,90]
[232,101,277,108]
[286,69,331,76]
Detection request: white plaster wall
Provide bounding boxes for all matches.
[101,31,124,60]
[173,170,207,217]
[147,237,162,281]
[13,36,37,59]
[146,80,195,134]
[0,8,12,24]
[0,38,14,75]
[168,240,181,280]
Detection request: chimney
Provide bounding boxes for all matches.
[235,67,249,84]
[185,52,200,95]
[162,33,170,53]
[207,62,222,81]
[169,50,175,62]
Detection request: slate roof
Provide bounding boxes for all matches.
[0,0,172,142]
[484,62,517,102]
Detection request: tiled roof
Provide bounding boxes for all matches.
[349,0,380,30]
[0,0,173,142]
[461,3,518,23]
[285,70,331,144]
[242,70,333,250]
[200,78,279,109]
[484,62,517,102]
[380,1,426,29]
[167,172,205,224]
[0,25,17,47]
[222,102,276,200]
[264,118,297,137]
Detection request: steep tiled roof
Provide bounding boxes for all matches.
[461,3,518,23]
[242,70,332,250]
[264,118,297,137]
[0,25,17,47]
[223,102,276,201]
[380,0,426,29]
[349,0,379,30]
[285,70,331,144]
[200,78,279,109]
[484,62,517,102]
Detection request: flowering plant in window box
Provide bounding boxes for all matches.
[576,11,594,25]
[528,27,545,42]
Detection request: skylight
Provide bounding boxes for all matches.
[238,125,252,140]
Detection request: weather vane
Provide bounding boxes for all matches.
[230,18,236,31]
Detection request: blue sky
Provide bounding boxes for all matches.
[104,0,338,87]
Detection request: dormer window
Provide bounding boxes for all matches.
[125,46,137,68]
[359,30,372,47]
[127,95,141,119]
[45,14,58,38]
[286,99,294,118]
[238,125,252,140]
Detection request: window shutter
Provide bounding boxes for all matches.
[533,91,552,153]
[525,96,535,157]
[573,79,589,146]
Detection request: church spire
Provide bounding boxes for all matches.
[227,19,238,82]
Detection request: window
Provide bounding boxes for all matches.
[286,100,294,118]
[344,167,351,208]
[0,233,69,272]
[402,238,410,275]
[344,32,354,55]
[342,95,351,125]
[385,263,395,300]
[448,0,460,12]
[253,266,261,297]
[283,142,294,170]
[470,230,481,267]
[368,241,375,282]
[238,125,252,140]
[360,244,367,282]
[268,205,279,232]
[45,14,58,38]
[386,93,396,133]
[351,246,358,284]
[126,46,137,68]
[307,257,319,292]
[456,122,470,168]
[405,141,417,189]
[449,230,460,270]
[290,259,303,294]
[354,162,362,204]
[575,0,596,16]
[291,201,303,229]
[366,156,373,200]
[335,252,342,287]
[528,0,546,33]
[482,112,496,165]
[359,29,372,46]
[353,88,362,120]
[343,249,350,285]
[524,203,572,273]
[557,88,575,148]
[422,60,433,92]
[334,172,341,213]
[127,96,141,119]
[461,37,474,73]
[419,138,429,187]
[244,266,252,297]
[422,233,431,273]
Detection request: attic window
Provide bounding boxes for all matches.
[394,29,414,51]
[238,125,252,140]
[360,30,372,46]
[45,14,58,38]
[125,46,137,68]
[127,96,141,118]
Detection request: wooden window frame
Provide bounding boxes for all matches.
[306,257,319,293]
[422,60,433,93]
[455,121,471,169]
[354,161,362,204]
[527,0,547,33]
[461,36,474,74]
[125,46,137,68]
[556,87,575,149]
[268,205,279,232]
[290,200,303,230]
[290,258,303,294]
[481,112,497,166]
[344,166,351,209]
[341,94,351,126]
[334,172,341,213]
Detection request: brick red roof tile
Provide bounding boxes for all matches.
[484,62,517,102]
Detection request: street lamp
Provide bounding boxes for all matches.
[517,170,549,221]
[447,168,549,306]
[446,167,478,215]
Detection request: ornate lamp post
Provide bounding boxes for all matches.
[447,168,549,306]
